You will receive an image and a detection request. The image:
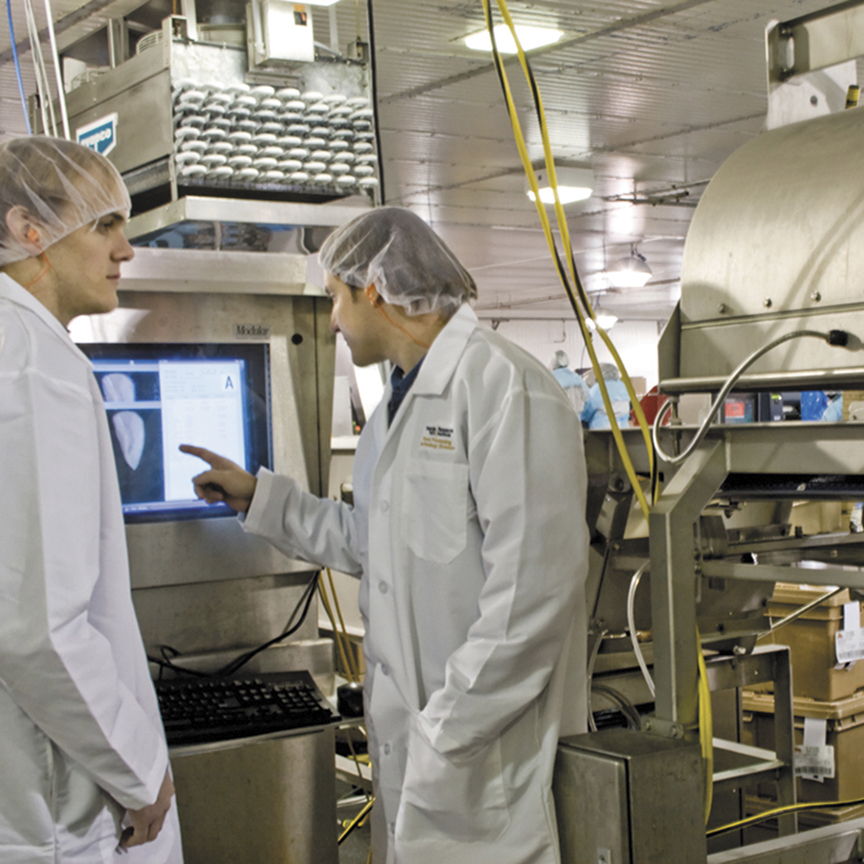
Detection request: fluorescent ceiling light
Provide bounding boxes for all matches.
[528,186,593,205]
[526,165,593,206]
[605,250,653,289]
[303,0,341,5]
[585,314,619,331]
[464,24,563,54]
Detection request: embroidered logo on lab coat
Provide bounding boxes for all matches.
[421,425,455,451]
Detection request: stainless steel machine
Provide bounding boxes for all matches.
[45,0,380,211]
[71,246,340,864]
[555,3,864,862]
[44,5,381,859]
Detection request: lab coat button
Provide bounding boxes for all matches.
[378,581,388,594]
[383,743,391,755]
[388,822,395,835]
[380,500,390,512]
[381,664,390,676]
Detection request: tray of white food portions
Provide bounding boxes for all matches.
[172,81,380,196]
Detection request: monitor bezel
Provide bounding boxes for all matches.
[79,342,272,524]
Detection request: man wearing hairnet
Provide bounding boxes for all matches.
[582,362,632,430]
[0,137,181,863]
[183,207,588,864]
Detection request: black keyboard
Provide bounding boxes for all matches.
[155,670,341,747]
[720,473,864,500]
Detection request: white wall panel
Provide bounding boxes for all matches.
[483,317,660,392]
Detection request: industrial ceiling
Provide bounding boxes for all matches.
[0,0,855,324]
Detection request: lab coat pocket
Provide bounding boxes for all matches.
[402,461,468,565]
[396,713,510,844]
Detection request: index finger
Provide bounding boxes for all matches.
[179,444,233,469]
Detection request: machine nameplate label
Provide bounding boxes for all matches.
[76,113,118,156]
[234,324,271,341]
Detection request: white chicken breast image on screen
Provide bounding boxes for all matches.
[100,373,145,471]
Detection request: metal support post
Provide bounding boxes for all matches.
[650,437,728,731]
[771,644,797,837]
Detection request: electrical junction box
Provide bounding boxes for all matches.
[247,0,314,69]
[553,728,706,863]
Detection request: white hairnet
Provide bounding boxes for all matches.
[0,136,131,267]
[552,350,569,369]
[318,206,477,316]
[599,362,621,381]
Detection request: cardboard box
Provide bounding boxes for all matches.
[741,688,864,803]
[763,583,864,701]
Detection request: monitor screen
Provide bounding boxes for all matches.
[78,343,272,523]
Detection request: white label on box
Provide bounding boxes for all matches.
[795,744,835,780]
[835,627,864,665]
[796,717,834,781]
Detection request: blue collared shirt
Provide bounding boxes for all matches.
[388,358,425,426]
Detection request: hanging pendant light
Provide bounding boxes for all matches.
[605,246,653,289]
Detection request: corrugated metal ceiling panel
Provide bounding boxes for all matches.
[0,0,860,319]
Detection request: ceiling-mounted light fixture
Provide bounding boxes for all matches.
[605,246,653,289]
[585,297,618,330]
[464,24,563,54]
[585,312,619,331]
[526,165,593,205]
[302,0,341,5]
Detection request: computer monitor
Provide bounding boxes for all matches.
[78,342,272,522]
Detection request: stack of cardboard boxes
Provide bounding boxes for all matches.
[741,584,864,826]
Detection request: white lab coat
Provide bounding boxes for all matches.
[0,274,182,864]
[244,304,588,864]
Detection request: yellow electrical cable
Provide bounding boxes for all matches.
[708,794,864,839]
[491,0,654,479]
[318,574,371,813]
[344,726,372,803]
[327,568,360,680]
[493,0,654,466]
[338,796,375,845]
[316,576,341,664]
[484,4,710,824]
[484,0,654,518]
[493,0,655,507]
[696,626,713,825]
[318,574,356,683]
[320,573,371,799]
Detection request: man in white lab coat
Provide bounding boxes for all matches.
[183,207,588,864]
[0,137,182,863]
